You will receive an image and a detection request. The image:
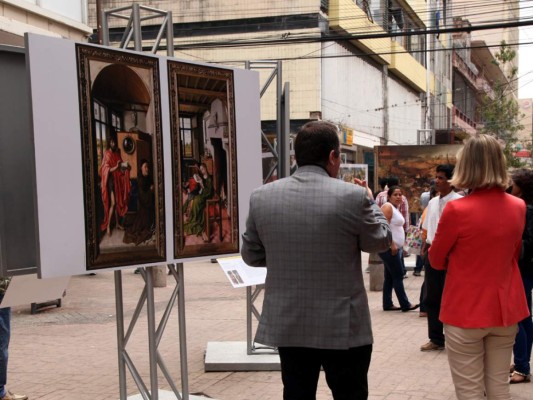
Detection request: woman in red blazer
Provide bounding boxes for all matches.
[429,134,529,400]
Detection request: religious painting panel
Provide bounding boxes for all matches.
[168,61,239,258]
[76,45,166,269]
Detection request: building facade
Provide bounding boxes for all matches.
[89,0,448,189]
[0,0,91,46]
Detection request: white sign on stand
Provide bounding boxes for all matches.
[0,274,69,308]
[217,256,266,288]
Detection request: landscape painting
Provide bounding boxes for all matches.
[76,44,166,269]
[374,145,462,213]
[339,164,368,184]
[168,61,239,258]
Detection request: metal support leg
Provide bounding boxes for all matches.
[114,265,190,400]
[177,263,189,400]
[115,270,127,400]
[145,268,159,400]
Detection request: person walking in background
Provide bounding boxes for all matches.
[376,176,409,231]
[413,180,435,277]
[376,177,410,276]
[378,186,419,312]
[420,164,461,352]
[241,121,391,400]
[0,278,27,400]
[417,184,438,317]
[429,134,529,399]
[509,168,533,384]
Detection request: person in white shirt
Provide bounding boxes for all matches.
[420,164,462,352]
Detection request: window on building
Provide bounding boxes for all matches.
[180,116,194,159]
[355,0,425,66]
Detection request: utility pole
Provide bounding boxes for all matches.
[96,0,102,44]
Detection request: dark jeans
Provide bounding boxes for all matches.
[414,254,424,273]
[379,248,411,310]
[278,345,372,400]
[424,252,446,346]
[0,294,10,397]
[419,276,426,313]
[513,275,533,375]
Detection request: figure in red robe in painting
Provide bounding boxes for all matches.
[100,133,131,237]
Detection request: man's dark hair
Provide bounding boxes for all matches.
[512,168,533,205]
[436,164,455,179]
[108,127,118,148]
[378,177,388,190]
[387,176,399,186]
[294,121,340,168]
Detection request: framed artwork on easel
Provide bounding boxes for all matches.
[168,61,239,258]
[76,44,166,269]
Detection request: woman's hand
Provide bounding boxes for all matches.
[390,243,398,256]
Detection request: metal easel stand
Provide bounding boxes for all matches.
[245,284,276,355]
[204,281,279,372]
[245,61,290,356]
[115,264,189,400]
[204,65,290,371]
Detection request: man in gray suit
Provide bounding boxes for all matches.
[241,121,392,400]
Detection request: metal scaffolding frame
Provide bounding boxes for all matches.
[101,4,187,400]
[244,61,290,355]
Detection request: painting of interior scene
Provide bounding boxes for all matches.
[168,61,239,258]
[76,45,165,269]
[339,164,368,184]
[374,145,462,213]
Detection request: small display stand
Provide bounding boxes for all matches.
[30,298,62,314]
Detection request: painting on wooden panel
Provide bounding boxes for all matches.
[339,164,368,184]
[374,145,462,213]
[168,61,239,258]
[76,45,166,269]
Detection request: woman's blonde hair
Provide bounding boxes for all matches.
[450,134,508,190]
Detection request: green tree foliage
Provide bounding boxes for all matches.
[478,41,524,167]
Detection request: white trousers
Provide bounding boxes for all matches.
[444,324,517,400]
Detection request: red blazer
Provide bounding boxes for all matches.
[429,188,529,328]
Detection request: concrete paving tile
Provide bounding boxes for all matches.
[4,255,532,399]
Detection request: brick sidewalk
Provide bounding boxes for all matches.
[7,255,531,399]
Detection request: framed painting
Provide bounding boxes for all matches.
[168,61,239,258]
[76,44,166,269]
[374,145,462,213]
[339,164,368,184]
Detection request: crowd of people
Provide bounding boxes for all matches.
[1,123,530,400]
[242,121,532,400]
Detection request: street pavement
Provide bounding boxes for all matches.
[7,254,531,400]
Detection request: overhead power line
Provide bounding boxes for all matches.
[172,18,533,50]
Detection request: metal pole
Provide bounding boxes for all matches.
[145,268,158,400]
[167,12,174,57]
[114,270,127,400]
[276,61,285,179]
[102,9,109,46]
[96,0,103,44]
[132,3,142,52]
[246,286,253,354]
[177,263,189,400]
[280,82,290,177]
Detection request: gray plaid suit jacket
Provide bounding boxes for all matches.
[242,165,392,350]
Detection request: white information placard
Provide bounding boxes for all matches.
[217,256,266,288]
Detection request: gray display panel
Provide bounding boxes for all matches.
[0,46,38,276]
